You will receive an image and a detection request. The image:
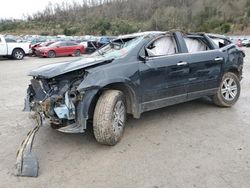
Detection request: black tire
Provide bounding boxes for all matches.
[48,50,56,58]
[12,49,24,60]
[74,49,81,56]
[213,72,240,107]
[93,90,127,146]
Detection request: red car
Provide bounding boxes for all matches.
[31,41,55,55]
[236,39,243,47]
[36,41,85,58]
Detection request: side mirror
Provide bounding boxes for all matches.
[139,55,147,62]
[56,46,60,48]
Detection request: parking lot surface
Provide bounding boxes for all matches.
[0,50,250,188]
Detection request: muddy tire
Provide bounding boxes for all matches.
[213,72,240,107]
[93,90,126,146]
[48,50,56,58]
[12,49,24,60]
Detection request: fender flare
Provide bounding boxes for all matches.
[77,78,141,120]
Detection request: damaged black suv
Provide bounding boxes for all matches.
[24,31,244,145]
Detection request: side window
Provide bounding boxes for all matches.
[184,37,210,53]
[5,38,16,43]
[146,36,178,57]
[210,37,232,48]
[67,42,77,46]
[59,42,67,47]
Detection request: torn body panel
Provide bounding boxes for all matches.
[28,57,114,79]
[24,71,101,133]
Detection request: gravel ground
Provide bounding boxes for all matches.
[0,49,250,188]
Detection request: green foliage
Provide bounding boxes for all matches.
[84,19,139,35]
[110,20,139,35]
[40,31,50,36]
[63,27,79,36]
[85,20,111,35]
[220,23,231,33]
[245,0,250,17]
[248,8,250,17]
[0,20,18,32]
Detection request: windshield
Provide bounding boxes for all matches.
[90,36,143,59]
[41,42,54,47]
[50,42,61,47]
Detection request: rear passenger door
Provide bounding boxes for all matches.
[183,36,224,99]
[66,42,77,55]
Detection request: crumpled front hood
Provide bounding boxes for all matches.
[28,57,113,79]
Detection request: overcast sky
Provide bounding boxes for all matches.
[0,0,79,19]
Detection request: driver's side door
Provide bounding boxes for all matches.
[139,35,189,112]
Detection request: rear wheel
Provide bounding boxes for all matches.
[213,72,240,107]
[93,90,126,146]
[48,50,56,58]
[74,49,81,56]
[12,49,24,60]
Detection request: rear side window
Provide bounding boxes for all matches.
[5,38,16,43]
[58,42,67,47]
[146,36,178,57]
[184,37,210,53]
[210,37,232,48]
[67,42,77,46]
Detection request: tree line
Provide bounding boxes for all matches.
[1,0,250,35]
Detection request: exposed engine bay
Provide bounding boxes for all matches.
[24,69,86,132]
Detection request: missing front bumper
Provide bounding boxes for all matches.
[15,113,42,177]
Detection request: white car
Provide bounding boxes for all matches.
[242,39,250,47]
[80,40,88,48]
[0,35,31,60]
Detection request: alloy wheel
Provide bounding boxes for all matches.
[112,100,125,134]
[15,51,24,59]
[221,78,238,101]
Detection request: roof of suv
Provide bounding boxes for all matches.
[117,31,165,39]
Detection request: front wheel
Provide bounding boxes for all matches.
[213,72,241,107]
[74,49,81,56]
[48,50,56,58]
[93,90,126,146]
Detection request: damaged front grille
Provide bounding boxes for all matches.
[28,78,78,122]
